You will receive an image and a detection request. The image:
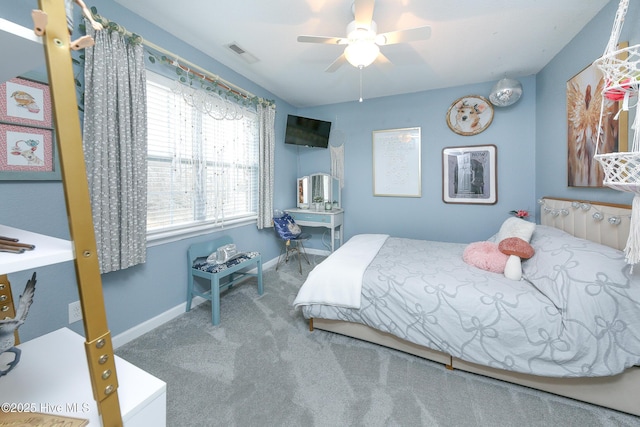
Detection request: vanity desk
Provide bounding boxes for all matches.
[290,173,344,252]
[286,208,344,252]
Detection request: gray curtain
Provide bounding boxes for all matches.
[257,103,276,229]
[83,27,147,273]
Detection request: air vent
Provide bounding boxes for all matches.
[226,42,259,64]
[228,44,245,54]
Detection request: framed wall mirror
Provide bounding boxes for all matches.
[297,173,340,209]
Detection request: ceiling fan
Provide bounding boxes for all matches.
[297,0,431,72]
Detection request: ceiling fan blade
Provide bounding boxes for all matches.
[325,53,347,73]
[377,26,431,45]
[298,35,347,45]
[354,0,375,28]
[375,52,393,67]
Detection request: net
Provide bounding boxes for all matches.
[592,0,640,267]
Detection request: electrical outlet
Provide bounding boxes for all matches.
[68,300,82,323]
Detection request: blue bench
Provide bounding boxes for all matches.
[186,236,263,325]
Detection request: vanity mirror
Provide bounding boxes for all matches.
[297,173,340,210]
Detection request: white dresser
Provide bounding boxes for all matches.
[0,328,166,426]
[286,208,344,252]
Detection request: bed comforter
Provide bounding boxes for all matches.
[293,228,640,377]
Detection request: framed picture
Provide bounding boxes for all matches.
[567,42,629,187]
[446,95,494,136]
[442,144,497,204]
[0,77,52,128]
[372,127,421,197]
[0,123,60,180]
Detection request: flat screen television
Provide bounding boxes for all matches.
[284,114,331,148]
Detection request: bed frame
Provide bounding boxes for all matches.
[309,197,640,416]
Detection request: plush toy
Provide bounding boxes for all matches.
[499,237,535,280]
[495,217,536,280]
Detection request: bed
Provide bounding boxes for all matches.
[293,197,640,416]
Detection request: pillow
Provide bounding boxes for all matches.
[499,237,535,259]
[463,241,509,273]
[522,225,631,309]
[496,217,536,280]
[497,217,536,243]
[273,213,301,239]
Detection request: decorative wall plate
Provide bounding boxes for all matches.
[446,95,494,136]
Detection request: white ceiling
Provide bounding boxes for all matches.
[113,0,611,108]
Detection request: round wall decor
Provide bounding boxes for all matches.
[446,95,494,136]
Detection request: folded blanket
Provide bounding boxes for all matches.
[293,234,389,309]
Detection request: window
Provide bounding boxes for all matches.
[146,71,259,240]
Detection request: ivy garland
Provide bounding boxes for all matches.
[145,51,273,109]
[80,7,274,111]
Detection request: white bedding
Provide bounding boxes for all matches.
[295,229,640,378]
[293,234,388,309]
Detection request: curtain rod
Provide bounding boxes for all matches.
[91,11,274,107]
[142,38,259,102]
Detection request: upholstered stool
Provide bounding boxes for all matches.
[186,236,263,325]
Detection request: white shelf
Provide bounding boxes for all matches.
[1,11,167,426]
[0,17,43,83]
[0,224,73,275]
[0,328,167,426]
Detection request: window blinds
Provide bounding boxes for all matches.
[145,71,259,235]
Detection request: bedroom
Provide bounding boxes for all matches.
[1,0,639,424]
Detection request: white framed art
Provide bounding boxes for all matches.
[372,127,421,197]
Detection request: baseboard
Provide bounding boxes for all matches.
[112,256,280,348]
[305,248,330,256]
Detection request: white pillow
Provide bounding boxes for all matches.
[497,217,535,243]
[496,217,535,280]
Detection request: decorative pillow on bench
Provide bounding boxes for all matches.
[193,251,260,274]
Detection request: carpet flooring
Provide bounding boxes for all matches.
[115,254,640,426]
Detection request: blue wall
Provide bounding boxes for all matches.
[297,77,536,244]
[536,0,638,208]
[1,0,636,342]
[1,0,300,341]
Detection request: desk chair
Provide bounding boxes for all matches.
[186,236,263,325]
[273,212,311,274]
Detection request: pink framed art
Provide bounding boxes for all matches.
[0,123,59,180]
[0,77,52,128]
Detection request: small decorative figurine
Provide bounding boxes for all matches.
[0,273,37,377]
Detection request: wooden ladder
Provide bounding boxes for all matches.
[36,1,122,424]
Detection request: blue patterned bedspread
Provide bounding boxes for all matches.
[299,229,640,377]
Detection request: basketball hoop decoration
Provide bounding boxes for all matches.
[593,0,640,267]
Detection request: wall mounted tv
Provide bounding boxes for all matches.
[284,114,332,148]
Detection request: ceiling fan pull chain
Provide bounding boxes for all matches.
[359,66,364,103]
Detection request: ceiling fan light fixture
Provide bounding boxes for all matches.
[344,41,380,68]
[346,20,377,42]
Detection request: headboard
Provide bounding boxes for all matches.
[539,197,631,251]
